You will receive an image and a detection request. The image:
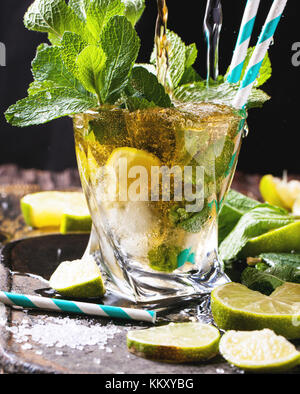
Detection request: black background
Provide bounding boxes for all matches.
[0,0,299,174]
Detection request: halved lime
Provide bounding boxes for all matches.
[219,329,300,372]
[21,191,91,232]
[127,322,220,363]
[49,257,105,298]
[241,220,300,257]
[211,282,300,339]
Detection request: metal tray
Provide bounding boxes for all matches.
[0,233,234,374]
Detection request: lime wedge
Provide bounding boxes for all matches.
[127,322,220,363]
[260,174,300,210]
[60,207,92,234]
[241,220,300,257]
[211,282,300,339]
[21,191,91,232]
[49,257,105,298]
[219,329,300,372]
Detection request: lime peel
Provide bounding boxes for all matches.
[127,322,220,363]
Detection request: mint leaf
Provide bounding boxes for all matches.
[179,67,202,86]
[219,204,295,262]
[134,63,156,75]
[185,43,198,68]
[242,253,300,295]
[27,80,57,95]
[128,66,172,108]
[121,0,145,26]
[241,267,284,295]
[100,15,140,103]
[24,0,84,43]
[174,81,270,109]
[76,45,106,99]
[86,0,125,42]
[68,0,90,20]
[5,87,98,127]
[218,190,260,244]
[31,45,88,96]
[260,253,300,269]
[60,32,87,77]
[246,88,271,109]
[169,203,211,233]
[125,97,156,111]
[148,244,180,273]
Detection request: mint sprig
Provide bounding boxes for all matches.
[6,0,145,127]
[6,0,272,129]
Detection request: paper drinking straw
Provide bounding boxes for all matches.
[227,0,261,84]
[232,0,288,109]
[0,291,156,324]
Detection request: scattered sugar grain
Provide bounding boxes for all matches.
[6,316,121,352]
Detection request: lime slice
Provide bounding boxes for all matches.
[260,175,300,210]
[21,191,91,232]
[241,220,300,257]
[107,147,161,187]
[219,329,300,372]
[127,322,220,363]
[49,256,105,298]
[211,282,300,339]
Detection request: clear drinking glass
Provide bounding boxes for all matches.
[73,102,245,304]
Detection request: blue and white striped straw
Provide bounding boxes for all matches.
[232,0,288,109]
[0,291,156,323]
[227,0,261,84]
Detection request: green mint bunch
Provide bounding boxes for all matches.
[5,0,160,127]
[5,1,272,128]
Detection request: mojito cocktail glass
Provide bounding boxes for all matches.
[73,101,245,304]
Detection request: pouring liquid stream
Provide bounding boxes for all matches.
[155,0,172,94]
[203,0,223,84]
